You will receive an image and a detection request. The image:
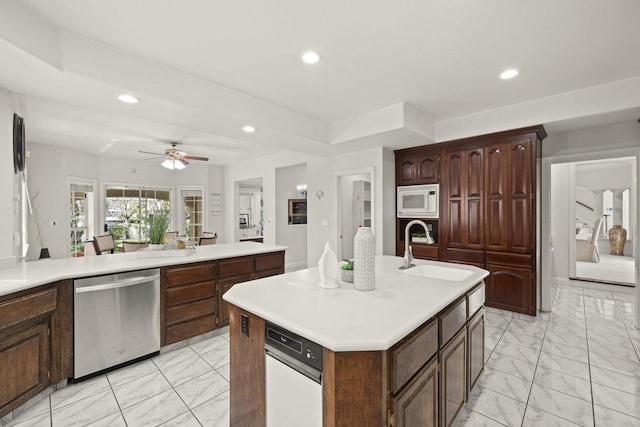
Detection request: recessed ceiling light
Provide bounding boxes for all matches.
[499,69,519,80]
[117,94,139,104]
[301,51,320,64]
[242,125,256,133]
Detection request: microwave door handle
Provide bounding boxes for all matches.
[75,276,157,293]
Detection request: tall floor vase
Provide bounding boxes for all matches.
[354,227,375,291]
[608,225,627,256]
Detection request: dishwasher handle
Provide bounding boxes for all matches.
[75,275,158,293]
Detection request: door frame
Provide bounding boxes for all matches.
[541,148,639,328]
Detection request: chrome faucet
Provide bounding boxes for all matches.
[400,219,434,269]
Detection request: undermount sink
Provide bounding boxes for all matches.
[402,265,474,281]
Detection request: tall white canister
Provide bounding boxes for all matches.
[353,227,375,291]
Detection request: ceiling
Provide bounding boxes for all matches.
[1,0,640,165]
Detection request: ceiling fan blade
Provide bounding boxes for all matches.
[179,159,189,166]
[181,155,209,162]
[138,150,165,156]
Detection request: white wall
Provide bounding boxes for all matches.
[275,164,307,269]
[543,121,640,158]
[225,147,394,266]
[25,142,224,258]
[550,163,571,280]
[207,165,225,241]
[0,88,18,268]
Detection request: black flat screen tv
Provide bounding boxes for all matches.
[13,113,25,174]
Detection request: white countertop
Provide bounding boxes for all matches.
[224,256,489,352]
[0,242,286,297]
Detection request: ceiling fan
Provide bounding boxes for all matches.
[138,143,209,170]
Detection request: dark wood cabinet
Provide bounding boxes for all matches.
[391,358,438,427]
[0,281,71,418]
[439,327,466,427]
[467,309,484,398]
[417,154,439,184]
[396,125,545,315]
[0,322,50,413]
[161,252,285,344]
[444,148,484,251]
[396,152,440,185]
[485,264,532,314]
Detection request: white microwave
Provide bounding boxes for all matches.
[397,184,439,218]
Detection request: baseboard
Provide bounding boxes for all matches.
[566,277,635,293]
[285,260,308,273]
[552,277,570,286]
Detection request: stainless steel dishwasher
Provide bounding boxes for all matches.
[74,268,160,379]
[265,321,323,426]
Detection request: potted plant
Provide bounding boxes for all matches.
[340,259,354,283]
[148,211,170,250]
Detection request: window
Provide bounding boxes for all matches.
[68,179,96,257]
[104,185,172,247]
[181,188,204,240]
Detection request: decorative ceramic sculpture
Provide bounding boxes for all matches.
[354,227,375,291]
[608,225,627,256]
[318,241,339,288]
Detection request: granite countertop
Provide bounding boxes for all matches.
[0,242,286,297]
[223,255,489,352]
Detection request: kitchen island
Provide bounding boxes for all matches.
[224,256,489,427]
[0,242,285,418]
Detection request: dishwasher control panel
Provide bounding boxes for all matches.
[265,321,322,372]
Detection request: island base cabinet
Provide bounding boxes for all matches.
[467,309,484,397]
[0,322,50,415]
[391,358,438,427]
[439,327,466,427]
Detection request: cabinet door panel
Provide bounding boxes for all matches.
[486,199,506,251]
[466,150,483,198]
[397,158,416,185]
[391,358,438,427]
[447,153,463,198]
[510,140,532,197]
[467,310,484,397]
[0,322,50,412]
[448,200,463,247]
[485,264,532,314]
[466,199,483,248]
[440,328,466,427]
[510,198,530,253]
[417,155,439,184]
[485,146,506,197]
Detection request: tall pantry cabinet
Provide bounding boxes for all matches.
[395,125,546,315]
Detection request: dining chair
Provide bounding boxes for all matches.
[83,241,97,256]
[576,218,603,263]
[198,236,218,246]
[93,234,115,255]
[201,231,217,238]
[122,242,149,252]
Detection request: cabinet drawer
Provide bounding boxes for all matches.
[439,298,467,347]
[219,257,254,279]
[165,315,217,345]
[445,248,484,265]
[255,252,284,272]
[166,281,216,307]
[467,283,485,318]
[0,288,57,332]
[255,268,283,280]
[485,252,532,268]
[391,320,437,393]
[164,263,216,287]
[411,244,439,260]
[166,298,216,326]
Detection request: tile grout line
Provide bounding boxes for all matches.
[151,356,202,427]
[581,287,596,426]
[104,374,128,427]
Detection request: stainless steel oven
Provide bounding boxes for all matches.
[73,269,160,379]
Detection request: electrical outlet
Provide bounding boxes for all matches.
[241,314,249,337]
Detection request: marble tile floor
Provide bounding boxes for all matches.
[5,282,640,427]
[3,330,231,427]
[456,283,640,427]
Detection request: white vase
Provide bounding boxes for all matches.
[354,227,375,291]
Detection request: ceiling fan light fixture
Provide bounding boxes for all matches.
[161,158,186,170]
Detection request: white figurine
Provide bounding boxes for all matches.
[318,241,339,288]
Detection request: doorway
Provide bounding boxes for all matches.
[335,168,374,261]
[542,151,639,315]
[236,177,263,242]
